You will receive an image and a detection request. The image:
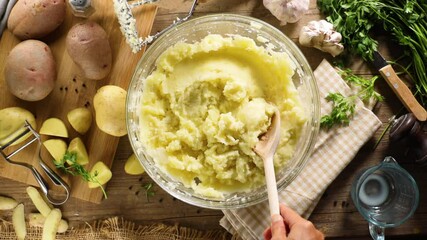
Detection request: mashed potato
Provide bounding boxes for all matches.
[140,34,307,198]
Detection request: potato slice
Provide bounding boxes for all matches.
[43,139,67,164]
[12,203,26,240]
[28,213,68,233]
[124,154,145,175]
[26,186,52,217]
[42,208,62,240]
[67,137,89,165]
[0,195,18,210]
[0,107,36,146]
[67,107,92,135]
[88,161,112,188]
[39,118,68,138]
[93,85,127,137]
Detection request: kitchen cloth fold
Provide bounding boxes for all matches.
[0,0,16,38]
[220,59,382,240]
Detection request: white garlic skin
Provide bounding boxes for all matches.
[263,0,310,25]
[299,20,344,57]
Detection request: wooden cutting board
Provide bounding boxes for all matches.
[0,1,157,204]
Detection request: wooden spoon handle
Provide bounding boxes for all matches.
[379,65,427,121]
[264,155,280,216]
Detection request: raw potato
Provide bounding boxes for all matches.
[7,0,66,39]
[12,203,26,240]
[66,21,112,80]
[124,154,145,175]
[4,40,56,101]
[88,161,112,188]
[93,85,127,137]
[42,208,62,240]
[0,107,36,146]
[0,196,18,210]
[26,186,52,217]
[40,118,68,138]
[67,137,89,165]
[28,213,68,233]
[67,107,92,134]
[43,139,67,163]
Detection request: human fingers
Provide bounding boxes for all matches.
[270,214,287,240]
[263,226,272,240]
[279,204,305,228]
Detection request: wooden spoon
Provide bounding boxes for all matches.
[254,109,281,217]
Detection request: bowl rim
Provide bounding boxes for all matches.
[126,13,320,209]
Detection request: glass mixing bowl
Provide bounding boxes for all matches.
[126,14,320,209]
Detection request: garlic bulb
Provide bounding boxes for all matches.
[263,0,309,25]
[299,20,344,57]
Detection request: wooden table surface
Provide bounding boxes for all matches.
[1,0,426,239]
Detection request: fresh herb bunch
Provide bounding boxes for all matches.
[317,0,427,102]
[55,152,108,199]
[320,69,382,128]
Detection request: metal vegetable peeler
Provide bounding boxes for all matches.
[0,121,70,205]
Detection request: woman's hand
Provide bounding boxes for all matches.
[263,204,324,240]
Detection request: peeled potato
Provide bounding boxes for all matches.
[93,85,127,137]
[67,137,89,165]
[12,203,26,240]
[43,139,67,164]
[67,107,92,135]
[40,118,68,138]
[124,154,145,175]
[0,196,18,210]
[0,107,36,146]
[88,161,112,188]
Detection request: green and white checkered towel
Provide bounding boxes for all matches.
[220,59,382,240]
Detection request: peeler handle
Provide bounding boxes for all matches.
[38,161,71,205]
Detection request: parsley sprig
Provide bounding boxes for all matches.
[320,69,383,129]
[55,152,108,199]
[142,183,155,202]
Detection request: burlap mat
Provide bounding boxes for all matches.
[0,217,233,240]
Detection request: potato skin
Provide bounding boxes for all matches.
[7,0,66,40]
[66,21,112,80]
[5,40,56,101]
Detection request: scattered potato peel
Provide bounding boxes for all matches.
[0,196,18,210]
[42,208,62,240]
[29,213,68,233]
[26,186,52,217]
[12,203,26,240]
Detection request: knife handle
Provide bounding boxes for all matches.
[379,65,427,121]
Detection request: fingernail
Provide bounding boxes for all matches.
[271,214,282,223]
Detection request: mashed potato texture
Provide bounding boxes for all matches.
[140,34,307,198]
